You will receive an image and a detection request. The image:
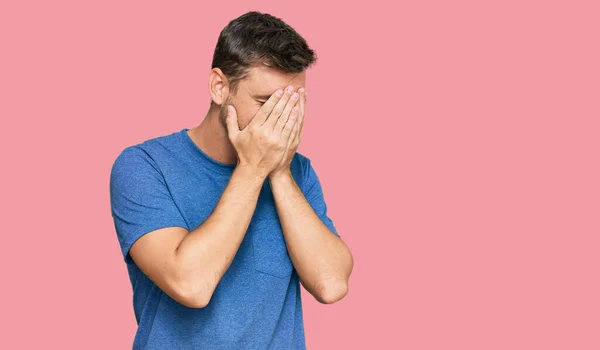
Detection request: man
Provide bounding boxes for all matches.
[110,11,353,349]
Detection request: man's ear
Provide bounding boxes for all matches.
[208,68,229,105]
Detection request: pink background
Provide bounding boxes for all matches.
[1,1,599,349]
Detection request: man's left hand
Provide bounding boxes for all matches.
[269,87,306,180]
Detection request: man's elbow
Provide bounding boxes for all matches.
[180,291,212,309]
[173,278,214,309]
[316,280,349,304]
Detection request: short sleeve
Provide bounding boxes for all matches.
[110,146,188,264]
[302,158,340,237]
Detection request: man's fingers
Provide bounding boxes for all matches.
[274,91,299,133]
[295,97,305,143]
[282,106,299,141]
[287,106,301,149]
[225,105,240,140]
[264,86,295,128]
[298,88,305,121]
[297,88,306,138]
[249,89,284,127]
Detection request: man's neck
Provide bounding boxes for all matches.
[187,107,238,165]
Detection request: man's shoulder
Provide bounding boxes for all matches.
[114,129,184,159]
[111,129,184,175]
[289,152,315,192]
[131,128,184,152]
[292,151,311,169]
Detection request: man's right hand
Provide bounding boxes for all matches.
[225,85,301,178]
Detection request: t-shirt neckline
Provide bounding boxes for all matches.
[179,128,236,174]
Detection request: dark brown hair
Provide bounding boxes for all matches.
[211,11,317,100]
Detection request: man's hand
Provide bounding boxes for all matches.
[226,85,301,179]
[270,87,306,179]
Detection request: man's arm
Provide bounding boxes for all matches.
[116,86,302,308]
[269,171,353,304]
[267,87,352,304]
[129,165,264,308]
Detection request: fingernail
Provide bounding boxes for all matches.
[276,89,283,97]
[286,85,294,93]
[292,92,299,99]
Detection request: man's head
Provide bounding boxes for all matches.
[208,11,316,129]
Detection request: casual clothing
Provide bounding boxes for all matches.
[109,128,338,349]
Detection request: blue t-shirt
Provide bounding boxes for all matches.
[109,128,338,349]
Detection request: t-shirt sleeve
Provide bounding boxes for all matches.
[302,158,340,237]
[109,146,188,264]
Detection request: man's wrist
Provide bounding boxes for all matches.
[235,163,268,184]
[268,168,294,185]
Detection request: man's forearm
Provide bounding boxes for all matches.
[174,165,265,306]
[269,171,353,304]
